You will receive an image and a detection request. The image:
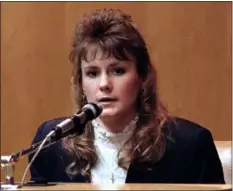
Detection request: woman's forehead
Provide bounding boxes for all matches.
[83,47,109,62]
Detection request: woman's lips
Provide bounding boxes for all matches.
[98,98,118,104]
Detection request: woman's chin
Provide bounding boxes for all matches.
[99,108,118,118]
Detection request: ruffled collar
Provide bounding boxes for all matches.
[92,116,139,149]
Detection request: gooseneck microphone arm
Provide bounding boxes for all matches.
[1,133,57,166]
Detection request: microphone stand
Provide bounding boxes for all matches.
[0,128,80,188]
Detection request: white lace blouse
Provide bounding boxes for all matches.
[91,116,138,184]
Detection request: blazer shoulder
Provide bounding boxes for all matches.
[164,116,213,148]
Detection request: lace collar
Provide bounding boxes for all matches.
[92,116,139,148]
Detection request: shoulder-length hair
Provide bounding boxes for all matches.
[62,9,170,180]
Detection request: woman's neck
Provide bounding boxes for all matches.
[96,112,138,133]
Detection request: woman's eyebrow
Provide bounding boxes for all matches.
[83,65,99,70]
[109,61,129,67]
[109,62,119,67]
[82,60,128,69]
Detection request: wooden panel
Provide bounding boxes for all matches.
[1,2,70,182]
[143,2,231,141]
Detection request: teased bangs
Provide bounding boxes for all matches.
[77,37,135,63]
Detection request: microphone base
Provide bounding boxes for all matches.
[0,184,20,190]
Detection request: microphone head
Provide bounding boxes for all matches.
[82,102,103,118]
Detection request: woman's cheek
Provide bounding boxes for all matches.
[83,80,98,101]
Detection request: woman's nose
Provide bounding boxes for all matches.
[99,74,112,92]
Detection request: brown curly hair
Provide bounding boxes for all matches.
[62,8,171,181]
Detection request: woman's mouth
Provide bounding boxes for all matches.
[98,97,118,104]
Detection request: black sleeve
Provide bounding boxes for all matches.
[28,121,52,183]
[197,129,225,184]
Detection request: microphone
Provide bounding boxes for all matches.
[53,102,102,139]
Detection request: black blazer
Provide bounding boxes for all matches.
[29,117,225,184]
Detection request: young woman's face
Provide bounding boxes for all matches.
[81,49,142,119]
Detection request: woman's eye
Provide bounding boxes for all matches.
[86,71,98,78]
[113,68,125,76]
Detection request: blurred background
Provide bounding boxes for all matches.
[1,2,232,182]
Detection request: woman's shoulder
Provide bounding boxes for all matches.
[163,116,215,150]
[166,116,211,135]
[157,117,225,184]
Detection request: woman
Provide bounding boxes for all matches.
[29,9,225,184]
